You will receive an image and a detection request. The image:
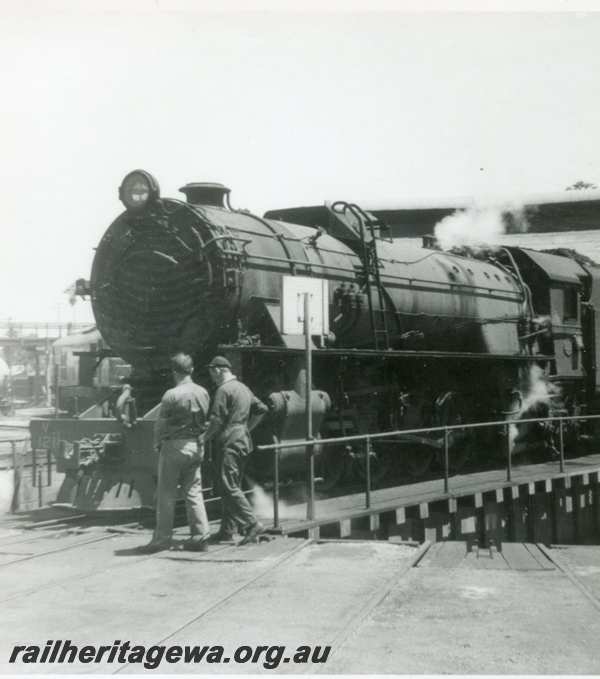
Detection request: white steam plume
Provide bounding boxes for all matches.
[519,365,559,414]
[434,203,529,251]
[251,484,305,522]
[509,365,560,451]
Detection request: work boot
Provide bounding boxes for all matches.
[238,522,265,546]
[137,540,170,554]
[183,536,210,552]
[210,530,235,543]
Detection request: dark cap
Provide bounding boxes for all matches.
[206,355,232,369]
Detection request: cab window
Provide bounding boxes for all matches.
[563,287,578,322]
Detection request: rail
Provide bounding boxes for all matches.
[257,412,600,530]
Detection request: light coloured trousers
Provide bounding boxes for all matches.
[154,439,210,542]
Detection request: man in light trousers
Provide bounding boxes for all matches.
[140,352,211,553]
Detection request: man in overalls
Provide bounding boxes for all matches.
[140,352,211,553]
[203,356,269,545]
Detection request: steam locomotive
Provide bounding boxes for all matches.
[30,170,600,510]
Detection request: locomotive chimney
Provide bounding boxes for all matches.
[422,234,441,250]
[179,182,231,208]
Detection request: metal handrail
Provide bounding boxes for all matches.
[1,436,51,511]
[257,412,600,452]
[259,411,600,529]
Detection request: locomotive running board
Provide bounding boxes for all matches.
[219,344,554,362]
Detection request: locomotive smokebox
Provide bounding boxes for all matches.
[179,182,231,208]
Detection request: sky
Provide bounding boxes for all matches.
[1,2,600,323]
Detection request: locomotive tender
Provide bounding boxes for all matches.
[31,170,600,510]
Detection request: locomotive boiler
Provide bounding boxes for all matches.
[30,170,600,510]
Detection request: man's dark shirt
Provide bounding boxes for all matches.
[207,377,268,454]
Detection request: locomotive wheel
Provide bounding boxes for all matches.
[402,444,435,478]
[353,442,396,487]
[446,431,475,473]
[316,445,348,492]
[434,391,475,474]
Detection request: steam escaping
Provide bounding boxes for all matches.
[435,208,504,251]
[434,204,529,251]
[509,365,561,452]
[519,365,560,414]
[251,484,305,522]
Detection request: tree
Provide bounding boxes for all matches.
[565,180,598,191]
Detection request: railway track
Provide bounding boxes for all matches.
[0,523,425,675]
[111,537,314,674]
[539,544,600,612]
[0,509,258,607]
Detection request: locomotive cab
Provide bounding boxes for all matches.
[576,260,600,400]
[505,247,587,381]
